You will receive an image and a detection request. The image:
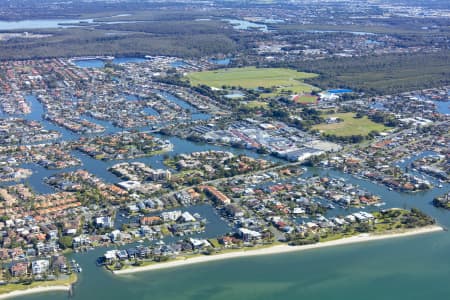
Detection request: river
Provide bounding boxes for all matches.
[10,150,450,300]
[2,68,450,300]
[16,181,450,300]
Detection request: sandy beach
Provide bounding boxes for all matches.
[0,285,70,300]
[114,225,444,275]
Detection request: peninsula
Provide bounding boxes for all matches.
[114,225,443,275]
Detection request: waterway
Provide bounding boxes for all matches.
[0,93,269,194]
[7,160,450,300]
[0,18,144,31]
[209,58,231,66]
[0,19,94,31]
[2,76,450,300]
[435,100,449,115]
[15,169,450,300]
[73,57,148,68]
[327,89,353,94]
[306,30,376,36]
[155,90,211,121]
[170,60,190,68]
[223,19,268,32]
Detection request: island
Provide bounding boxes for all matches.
[433,192,450,209]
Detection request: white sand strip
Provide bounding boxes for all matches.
[114,225,444,275]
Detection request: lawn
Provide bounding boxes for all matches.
[313,112,391,137]
[186,67,318,97]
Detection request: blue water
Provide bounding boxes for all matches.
[25,95,80,141]
[2,92,450,300]
[0,18,94,30]
[435,101,449,115]
[365,39,382,45]
[11,160,450,300]
[73,57,147,68]
[114,204,231,241]
[113,57,147,64]
[209,58,231,65]
[0,93,274,194]
[170,61,189,68]
[155,90,211,121]
[370,102,386,110]
[263,18,285,24]
[328,89,353,94]
[223,19,268,32]
[73,59,105,68]
[143,107,159,117]
[306,30,375,36]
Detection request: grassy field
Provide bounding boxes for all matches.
[243,100,269,109]
[186,67,318,97]
[313,112,390,136]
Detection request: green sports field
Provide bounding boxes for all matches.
[313,112,391,137]
[186,67,318,97]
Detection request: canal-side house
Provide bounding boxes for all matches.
[31,259,49,275]
[52,255,68,273]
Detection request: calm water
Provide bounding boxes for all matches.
[17,223,450,300]
[435,100,449,115]
[0,94,264,194]
[327,89,353,94]
[2,74,450,300]
[170,60,190,68]
[306,30,376,36]
[0,19,94,30]
[209,58,231,66]
[13,159,450,300]
[223,19,268,32]
[73,57,148,68]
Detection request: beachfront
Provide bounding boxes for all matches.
[0,285,70,300]
[114,225,444,275]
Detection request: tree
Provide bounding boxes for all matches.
[59,236,73,249]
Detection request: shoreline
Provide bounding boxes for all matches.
[114,225,444,275]
[0,285,70,300]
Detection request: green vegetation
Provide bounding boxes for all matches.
[433,193,450,210]
[289,208,435,245]
[281,51,450,95]
[313,112,391,137]
[0,273,77,296]
[186,67,318,97]
[0,22,236,60]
